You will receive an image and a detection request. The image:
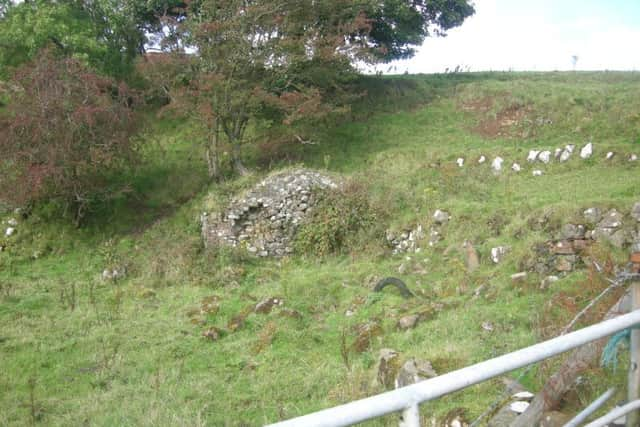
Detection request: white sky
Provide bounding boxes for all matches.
[377,0,640,74]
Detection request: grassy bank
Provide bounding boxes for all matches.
[1,71,639,426]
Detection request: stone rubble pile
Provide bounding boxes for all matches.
[201,169,338,257]
[529,203,640,275]
[388,202,640,280]
[386,225,424,254]
[386,210,450,254]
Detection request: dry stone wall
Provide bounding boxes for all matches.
[201,169,338,257]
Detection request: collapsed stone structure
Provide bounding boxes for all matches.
[201,169,338,257]
[528,205,640,274]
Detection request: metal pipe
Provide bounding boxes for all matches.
[628,274,640,427]
[266,310,640,427]
[584,400,640,427]
[564,387,616,427]
[400,404,420,427]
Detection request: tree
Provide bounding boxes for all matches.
[0,50,138,225]
[182,0,474,177]
[0,0,188,79]
[0,1,102,77]
[360,0,476,61]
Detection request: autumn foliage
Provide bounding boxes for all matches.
[0,51,138,224]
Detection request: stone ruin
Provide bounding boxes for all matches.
[201,169,338,257]
[529,204,640,275]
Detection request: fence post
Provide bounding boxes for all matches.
[628,252,640,427]
[400,404,420,427]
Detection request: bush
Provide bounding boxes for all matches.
[0,50,138,225]
[295,181,379,256]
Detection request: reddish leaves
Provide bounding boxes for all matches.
[0,50,138,223]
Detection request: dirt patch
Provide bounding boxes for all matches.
[473,102,534,139]
[459,93,539,139]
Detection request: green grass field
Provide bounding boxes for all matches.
[1,71,640,426]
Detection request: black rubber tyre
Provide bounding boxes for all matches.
[373,277,414,298]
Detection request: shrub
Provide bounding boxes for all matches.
[0,50,138,225]
[295,181,379,256]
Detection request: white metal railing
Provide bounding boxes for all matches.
[564,387,616,427]
[584,400,640,427]
[266,310,640,427]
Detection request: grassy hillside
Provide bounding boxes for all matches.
[1,71,640,426]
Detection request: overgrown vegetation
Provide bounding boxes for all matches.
[0,51,138,225]
[295,181,381,256]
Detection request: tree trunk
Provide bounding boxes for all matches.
[509,291,630,427]
[231,141,249,176]
[206,121,221,181]
[206,146,220,181]
[223,116,249,176]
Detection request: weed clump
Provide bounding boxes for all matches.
[294,181,380,256]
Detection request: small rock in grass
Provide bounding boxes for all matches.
[397,314,421,331]
[511,272,527,282]
[462,240,480,272]
[491,246,509,264]
[552,240,575,255]
[377,348,401,389]
[395,359,438,388]
[580,142,593,159]
[538,150,552,164]
[532,169,543,176]
[5,227,15,237]
[481,321,494,332]
[473,284,487,298]
[606,151,615,160]
[456,158,465,167]
[540,275,559,290]
[555,256,576,272]
[598,209,623,229]
[428,227,441,247]
[102,267,126,281]
[527,150,540,162]
[478,155,487,164]
[254,297,284,314]
[630,154,638,162]
[511,163,521,172]
[492,157,504,173]
[352,321,382,353]
[433,209,450,225]
[554,148,562,158]
[7,218,17,227]
[583,207,602,224]
[559,223,586,240]
[202,327,224,342]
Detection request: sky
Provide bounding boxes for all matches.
[377,0,640,74]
